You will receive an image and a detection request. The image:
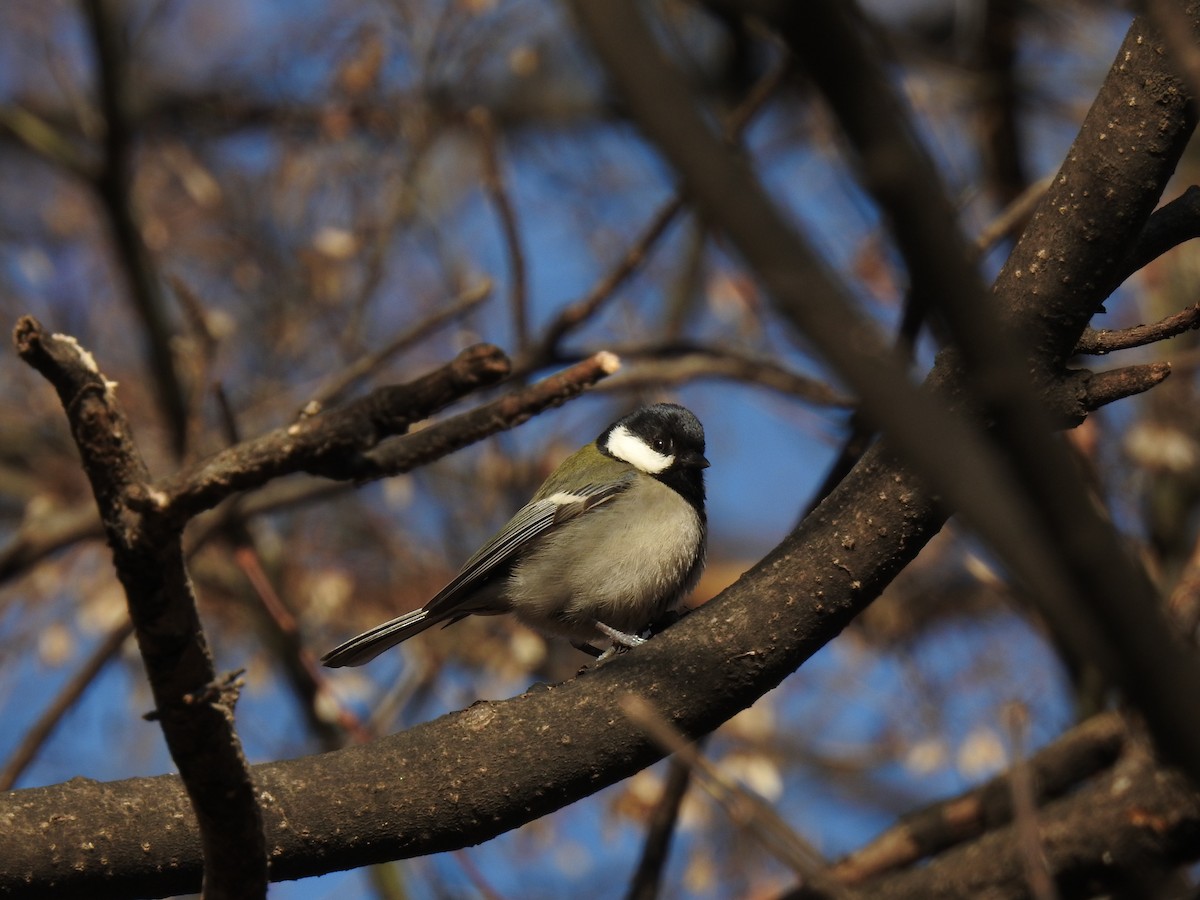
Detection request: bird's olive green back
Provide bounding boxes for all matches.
[530,442,634,502]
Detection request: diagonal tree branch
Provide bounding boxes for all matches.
[0,620,134,791]
[573,0,1200,774]
[150,343,511,525]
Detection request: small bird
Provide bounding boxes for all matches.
[321,402,709,667]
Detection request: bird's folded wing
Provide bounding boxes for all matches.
[422,477,634,617]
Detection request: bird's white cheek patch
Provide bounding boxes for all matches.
[605,425,673,474]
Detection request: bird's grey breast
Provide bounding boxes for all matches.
[506,477,704,638]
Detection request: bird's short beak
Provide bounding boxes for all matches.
[686,451,710,469]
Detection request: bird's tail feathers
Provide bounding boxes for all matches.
[320,607,440,667]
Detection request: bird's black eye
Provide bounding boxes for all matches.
[653,437,668,452]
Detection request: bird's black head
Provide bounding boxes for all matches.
[600,403,708,510]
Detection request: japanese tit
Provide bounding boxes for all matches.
[321,402,708,666]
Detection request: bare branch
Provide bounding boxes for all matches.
[0,104,93,174]
[526,60,790,367]
[572,0,1200,778]
[1003,704,1060,900]
[472,107,529,353]
[831,713,1127,884]
[13,314,267,899]
[1078,362,1172,412]
[302,279,494,414]
[1121,185,1200,279]
[974,175,1052,253]
[364,351,621,474]
[599,344,847,407]
[626,755,694,900]
[845,749,1198,900]
[0,504,103,586]
[621,695,850,899]
[0,620,133,791]
[1167,528,1200,643]
[152,343,511,524]
[530,194,684,366]
[82,0,190,458]
[1076,304,1200,355]
[1145,0,1200,109]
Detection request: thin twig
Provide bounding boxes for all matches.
[303,279,494,415]
[598,343,846,406]
[472,107,529,353]
[620,694,851,899]
[0,105,92,175]
[232,543,370,744]
[1004,703,1059,900]
[527,59,791,367]
[974,175,1053,253]
[1075,303,1200,355]
[531,195,685,366]
[0,505,104,587]
[82,0,190,458]
[205,408,363,749]
[0,620,134,791]
[626,754,695,900]
[1076,362,1171,413]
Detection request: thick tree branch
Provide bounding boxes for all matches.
[575,0,1200,774]
[12,315,267,899]
[0,451,937,899]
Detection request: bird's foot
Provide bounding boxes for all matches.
[594,621,647,648]
[571,640,603,658]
